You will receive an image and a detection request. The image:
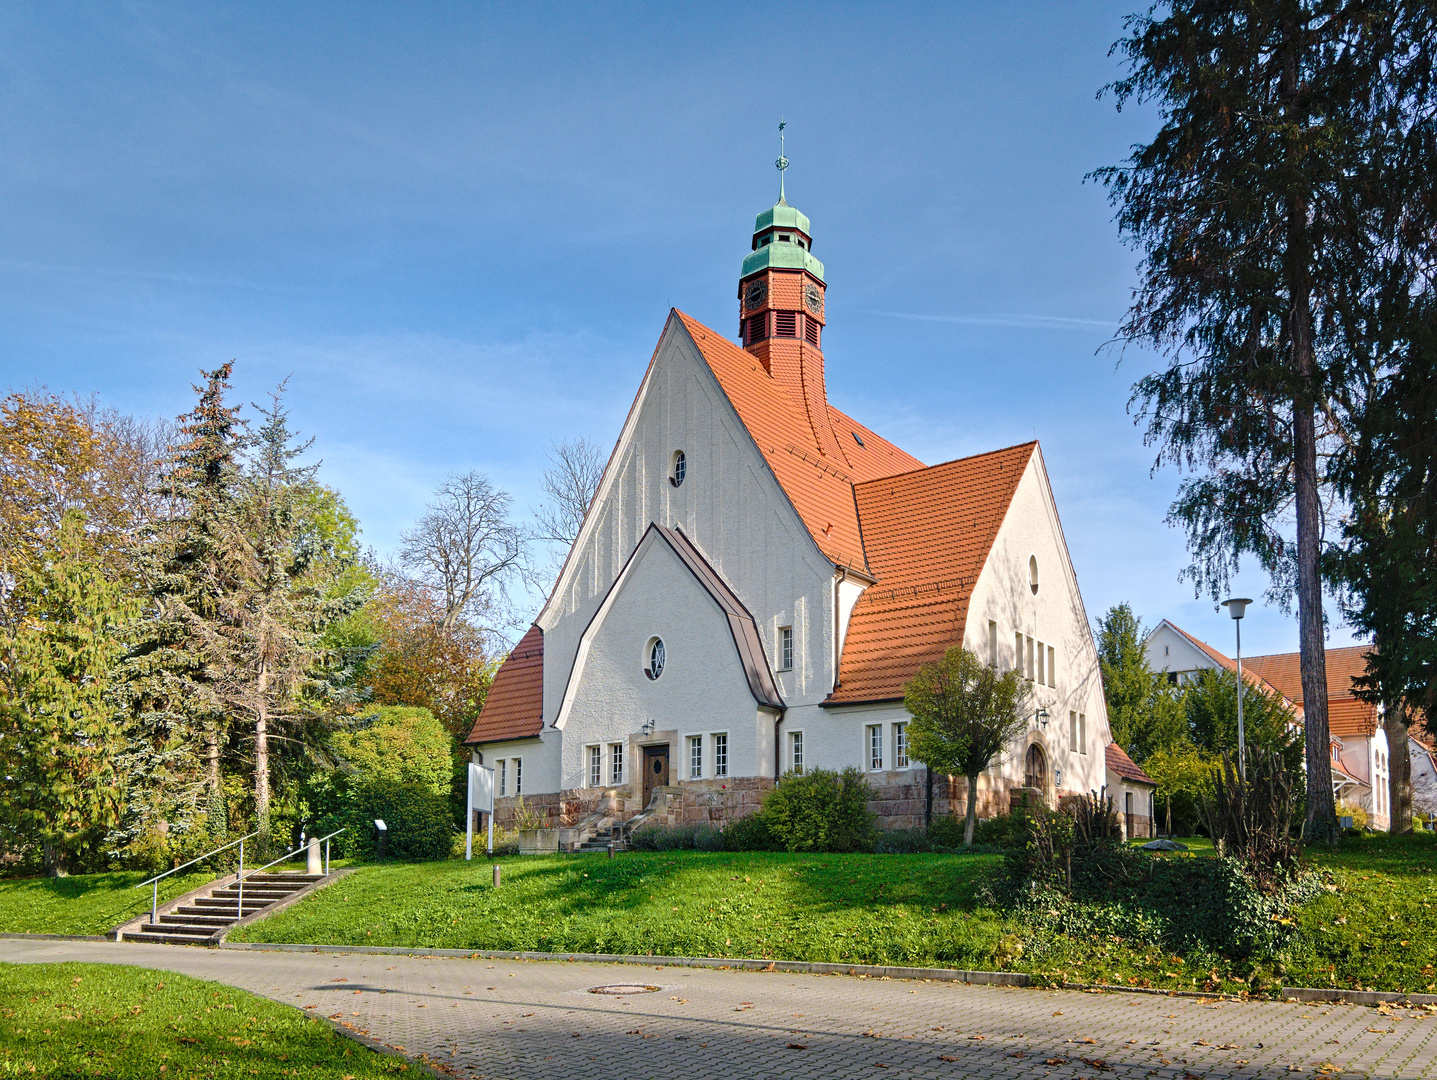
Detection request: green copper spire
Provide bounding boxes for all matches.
[741,121,826,283]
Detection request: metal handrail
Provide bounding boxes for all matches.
[133,831,259,926]
[232,829,345,919]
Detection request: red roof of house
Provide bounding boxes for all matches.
[1106,742,1156,787]
[1244,645,1380,738]
[827,444,1035,703]
[464,625,543,746]
[1162,621,1291,702]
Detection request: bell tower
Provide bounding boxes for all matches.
[737,126,843,461]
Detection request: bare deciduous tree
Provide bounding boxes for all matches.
[400,470,524,633]
[534,438,605,549]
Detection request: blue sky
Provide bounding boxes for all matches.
[0,1,1360,657]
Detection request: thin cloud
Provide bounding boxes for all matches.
[859,308,1121,331]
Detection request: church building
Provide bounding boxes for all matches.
[466,177,1117,841]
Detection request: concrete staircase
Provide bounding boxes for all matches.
[121,872,324,945]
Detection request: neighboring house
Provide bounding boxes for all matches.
[1105,743,1157,840]
[1410,732,1437,819]
[465,187,1114,838]
[1143,622,1391,830]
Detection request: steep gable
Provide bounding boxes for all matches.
[828,442,1035,703]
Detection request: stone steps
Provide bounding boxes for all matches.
[124,871,323,946]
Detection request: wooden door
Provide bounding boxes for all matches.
[642,746,669,807]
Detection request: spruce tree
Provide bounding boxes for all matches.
[0,512,129,876]
[1095,604,1187,764]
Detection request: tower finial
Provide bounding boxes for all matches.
[776,118,788,203]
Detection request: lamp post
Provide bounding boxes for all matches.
[1222,598,1253,780]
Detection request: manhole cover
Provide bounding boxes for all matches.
[588,984,660,995]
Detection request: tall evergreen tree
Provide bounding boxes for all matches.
[1095,1,1437,842]
[1095,604,1187,763]
[112,364,247,855]
[0,512,130,875]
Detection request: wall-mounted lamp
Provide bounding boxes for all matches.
[1034,707,1050,728]
[641,717,655,738]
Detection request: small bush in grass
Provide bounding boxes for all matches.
[1336,798,1368,830]
[350,780,453,861]
[628,823,724,851]
[874,827,932,854]
[971,813,1028,848]
[722,812,779,851]
[763,768,877,853]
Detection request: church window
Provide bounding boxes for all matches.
[1036,641,1045,685]
[1048,645,1056,688]
[1026,636,1035,680]
[989,621,999,667]
[588,745,602,787]
[775,311,797,337]
[1070,710,1078,748]
[868,725,884,771]
[894,723,909,769]
[790,731,804,774]
[779,233,791,242]
[714,733,728,777]
[645,637,666,680]
[1015,631,1024,672]
[671,450,686,487]
[689,736,703,779]
[779,626,793,671]
[1079,714,1087,754]
[610,742,624,785]
[1029,555,1040,595]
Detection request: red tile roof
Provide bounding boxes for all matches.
[827,444,1036,703]
[1106,742,1156,787]
[464,625,543,745]
[1162,621,1293,702]
[1244,645,1379,738]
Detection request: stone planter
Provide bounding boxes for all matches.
[518,828,560,855]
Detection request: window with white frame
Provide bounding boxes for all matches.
[609,742,624,786]
[989,620,998,667]
[498,759,508,797]
[689,735,703,779]
[1079,714,1087,754]
[1015,631,1024,673]
[779,626,793,671]
[1047,645,1056,688]
[1027,636,1035,680]
[713,733,728,777]
[1069,710,1078,748]
[513,757,522,795]
[790,731,804,774]
[894,722,909,769]
[868,724,883,771]
[589,745,602,787]
[1036,641,1045,685]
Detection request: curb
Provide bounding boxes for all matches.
[212,868,355,945]
[1280,986,1437,1007]
[218,943,1032,986]
[0,932,107,943]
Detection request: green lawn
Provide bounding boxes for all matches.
[0,871,219,936]
[0,962,413,1077]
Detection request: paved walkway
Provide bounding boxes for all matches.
[2,939,1435,1079]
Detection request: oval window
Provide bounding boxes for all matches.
[671,450,686,487]
[646,637,666,680]
[1029,555,1040,595]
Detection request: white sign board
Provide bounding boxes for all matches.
[465,762,495,860]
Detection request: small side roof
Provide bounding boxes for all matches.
[1106,742,1157,787]
[464,625,543,746]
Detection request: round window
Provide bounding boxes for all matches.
[646,637,666,680]
[1029,555,1040,595]
[671,450,686,487]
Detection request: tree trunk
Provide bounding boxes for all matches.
[205,722,225,838]
[963,772,978,846]
[255,665,270,850]
[1283,25,1338,846]
[1386,701,1413,834]
[42,839,68,878]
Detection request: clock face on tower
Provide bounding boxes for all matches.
[744,281,767,310]
[804,283,822,314]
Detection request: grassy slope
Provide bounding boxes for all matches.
[0,871,218,936]
[232,851,1018,969]
[0,962,411,1078]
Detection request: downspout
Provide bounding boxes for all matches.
[773,707,787,781]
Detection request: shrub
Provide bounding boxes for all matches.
[628,823,724,851]
[874,827,932,854]
[970,813,1028,849]
[762,768,877,853]
[722,811,780,851]
[1336,798,1369,830]
[349,780,453,861]
[330,706,453,796]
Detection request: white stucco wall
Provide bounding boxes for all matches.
[960,447,1111,798]
[556,531,775,789]
[470,736,556,798]
[1144,622,1217,683]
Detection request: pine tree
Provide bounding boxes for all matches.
[1094,1,1437,843]
[1095,604,1187,764]
[0,512,129,876]
[112,364,247,856]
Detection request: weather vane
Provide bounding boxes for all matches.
[776,119,788,202]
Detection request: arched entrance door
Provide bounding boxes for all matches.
[1024,743,1047,792]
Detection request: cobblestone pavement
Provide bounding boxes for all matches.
[3,938,1436,1079]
